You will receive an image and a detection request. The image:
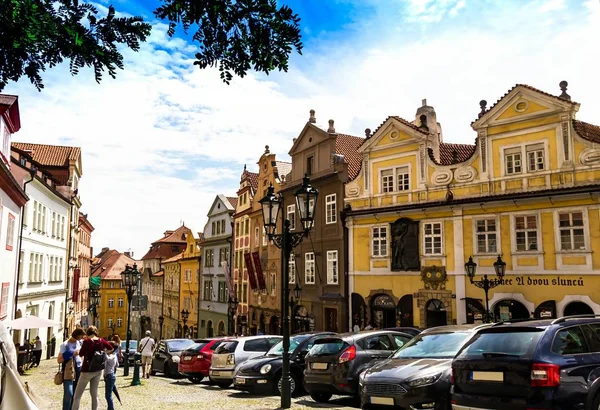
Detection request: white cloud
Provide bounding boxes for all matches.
[4,0,599,257]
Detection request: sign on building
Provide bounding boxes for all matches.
[132,295,148,311]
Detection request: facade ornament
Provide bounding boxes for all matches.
[328,119,336,133]
[478,100,487,118]
[309,109,316,123]
[420,266,448,290]
[365,128,371,138]
[264,145,270,154]
[559,80,571,101]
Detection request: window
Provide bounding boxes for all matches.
[242,283,248,303]
[220,247,229,264]
[108,298,114,308]
[212,222,216,235]
[0,283,9,319]
[205,249,214,267]
[476,219,497,253]
[221,220,225,233]
[117,318,123,327]
[380,167,410,193]
[381,169,394,193]
[526,144,545,172]
[262,229,267,246]
[287,205,296,230]
[218,282,227,302]
[270,272,276,296]
[504,147,522,174]
[110,281,115,289]
[559,212,585,251]
[372,226,388,257]
[185,269,192,282]
[235,222,240,237]
[423,222,442,255]
[306,156,314,175]
[325,194,337,224]
[289,253,296,283]
[396,167,409,191]
[305,252,315,284]
[244,219,249,235]
[203,280,213,301]
[361,334,395,351]
[118,298,124,307]
[254,226,260,245]
[51,212,56,237]
[5,213,15,251]
[515,215,538,251]
[19,251,25,278]
[327,251,338,284]
[552,326,589,355]
[107,318,113,328]
[48,256,54,281]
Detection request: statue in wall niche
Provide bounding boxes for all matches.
[391,218,420,271]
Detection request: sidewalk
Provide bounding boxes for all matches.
[23,358,357,410]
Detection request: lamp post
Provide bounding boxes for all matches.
[181,309,190,338]
[121,263,141,377]
[465,255,507,323]
[260,174,318,409]
[158,315,164,341]
[88,287,100,327]
[227,297,239,336]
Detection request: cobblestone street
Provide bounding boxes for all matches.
[23,359,357,410]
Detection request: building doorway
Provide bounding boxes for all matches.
[217,321,225,336]
[397,295,414,327]
[370,294,396,329]
[493,300,530,321]
[206,320,213,337]
[564,301,594,316]
[293,306,310,333]
[269,316,279,335]
[324,308,338,332]
[259,314,266,334]
[426,299,447,328]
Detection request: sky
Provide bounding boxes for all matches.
[4,0,600,258]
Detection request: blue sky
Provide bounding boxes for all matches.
[4,0,599,256]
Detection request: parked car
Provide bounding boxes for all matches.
[384,327,422,337]
[150,338,197,378]
[451,315,600,410]
[178,338,224,384]
[210,335,282,388]
[119,340,138,367]
[359,324,490,410]
[233,332,335,396]
[304,330,413,403]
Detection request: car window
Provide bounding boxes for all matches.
[244,339,269,352]
[361,335,395,351]
[157,342,166,352]
[552,326,590,355]
[457,329,542,359]
[398,332,471,359]
[393,335,410,349]
[302,335,330,353]
[210,341,223,351]
[168,339,196,352]
[583,325,600,352]
[309,338,350,356]
[215,341,238,354]
[268,337,282,347]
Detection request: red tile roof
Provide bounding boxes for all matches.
[155,225,190,244]
[241,169,259,190]
[227,197,238,209]
[573,120,600,144]
[163,253,183,263]
[142,225,191,260]
[11,142,81,167]
[91,251,138,280]
[335,134,365,180]
[432,142,478,165]
[367,116,429,143]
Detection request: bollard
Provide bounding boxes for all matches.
[131,353,142,386]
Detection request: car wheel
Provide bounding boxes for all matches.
[310,392,332,403]
[188,376,203,384]
[276,373,299,397]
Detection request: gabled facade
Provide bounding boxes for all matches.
[10,153,71,351]
[279,110,364,334]
[179,232,202,338]
[75,214,94,328]
[199,195,235,337]
[245,146,291,335]
[162,252,182,339]
[346,82,600,329]
[0,95,28,326]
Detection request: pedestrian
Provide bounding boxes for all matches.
[71,326,112,410]
[111,334,123,364]
[33,336,43,366]
[104,341,119,410]
[138,330,156,379]
[365,322,374,330]
[57,328,85,410]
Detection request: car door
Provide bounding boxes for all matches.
[153,342,168,372]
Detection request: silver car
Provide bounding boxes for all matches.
[209,335,282,388]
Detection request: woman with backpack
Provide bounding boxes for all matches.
[71,326,112,410]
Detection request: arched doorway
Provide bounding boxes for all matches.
[464,298,485,324]
[259,314,266,334]
[269,315,279,335]
[370,294,396,329]
[293,306,310,333]
[217,321,225,336]
[351,293,366,330]
[534,300,557,319]
[398,295,414,327]
[206,320,214,337]
[564,301,594,316]
[426,299,447,328]
[493,300,530,322]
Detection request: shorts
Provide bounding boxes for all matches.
[141,355,152,365]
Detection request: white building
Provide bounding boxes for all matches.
[0,95,28,327]
[10,151,70,353]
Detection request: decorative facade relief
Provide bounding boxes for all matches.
[562,121,570,161]
[579,148,600,166]
[431,169,453,186]
[478,130,487,173]
[419,144,426,183]
[454,166,477,183]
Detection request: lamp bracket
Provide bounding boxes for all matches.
[270,231,307,251]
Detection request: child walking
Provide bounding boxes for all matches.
[104,341,119,410]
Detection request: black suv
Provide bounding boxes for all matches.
[304,330,413,403]
[451,315,600,410]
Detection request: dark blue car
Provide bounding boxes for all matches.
[451,315,600,410]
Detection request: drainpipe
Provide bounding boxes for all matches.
[13,171,35,320]
[341,205,350,333]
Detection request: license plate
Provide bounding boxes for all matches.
[183,356,192,361]
[471,371,503,382]
[312,362,328,370]
[235,377,245,384]
[370,397,394,406]
[212,371,220,376]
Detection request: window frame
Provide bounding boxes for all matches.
[504,147,522,175]
[556,210,588,252]
[372,226,388,258]
[423,222,443,255]
[287,205,296,231]
[325,194,337,224]
[513,214,540,253]
[379,165,411,194]
[305,252,315,284]
[326,250,338,285]
[289,253,296,284]
[473,217,499,255]
[5,213,15,251]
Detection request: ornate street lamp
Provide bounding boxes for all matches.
[227,297,239,336]
[158,315,164,341]
[259,174,318,409]
[181,309,190,337]
[121,263,140,377]
[465,255,506,323]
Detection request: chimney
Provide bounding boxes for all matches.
[101,247,109,253]
[327,119,335,133]
[309,109,316,123]
[124,251,133,258]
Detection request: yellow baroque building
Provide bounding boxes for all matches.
[345,82,600,330]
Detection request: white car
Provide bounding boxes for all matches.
[209,335,282,388]
[0,322,38,409]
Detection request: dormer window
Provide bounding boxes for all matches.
[504,147,522,175]
[306,156,314,175]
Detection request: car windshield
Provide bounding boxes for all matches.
[215,341,238,354]
[167,339,195,352]
[121,341,137,350]
[184,342,209,353]
[267,335,310,356]
[392,332,469,359]
[457,329,543,359]
[308,338,349,357]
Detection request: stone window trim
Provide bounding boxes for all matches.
[472,216,501,256]
[554,209,590,253]
[305,252,315,285]
[325,194,337,225]
[501,140,549,177]
[326,250,338,285]
[422,221,444,256]
[287,205,296,231]
[511,213,543,254]
[371,225,389,258]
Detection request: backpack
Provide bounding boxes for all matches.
[87,340,106,372]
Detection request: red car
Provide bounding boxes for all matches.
[178,338,224,384]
